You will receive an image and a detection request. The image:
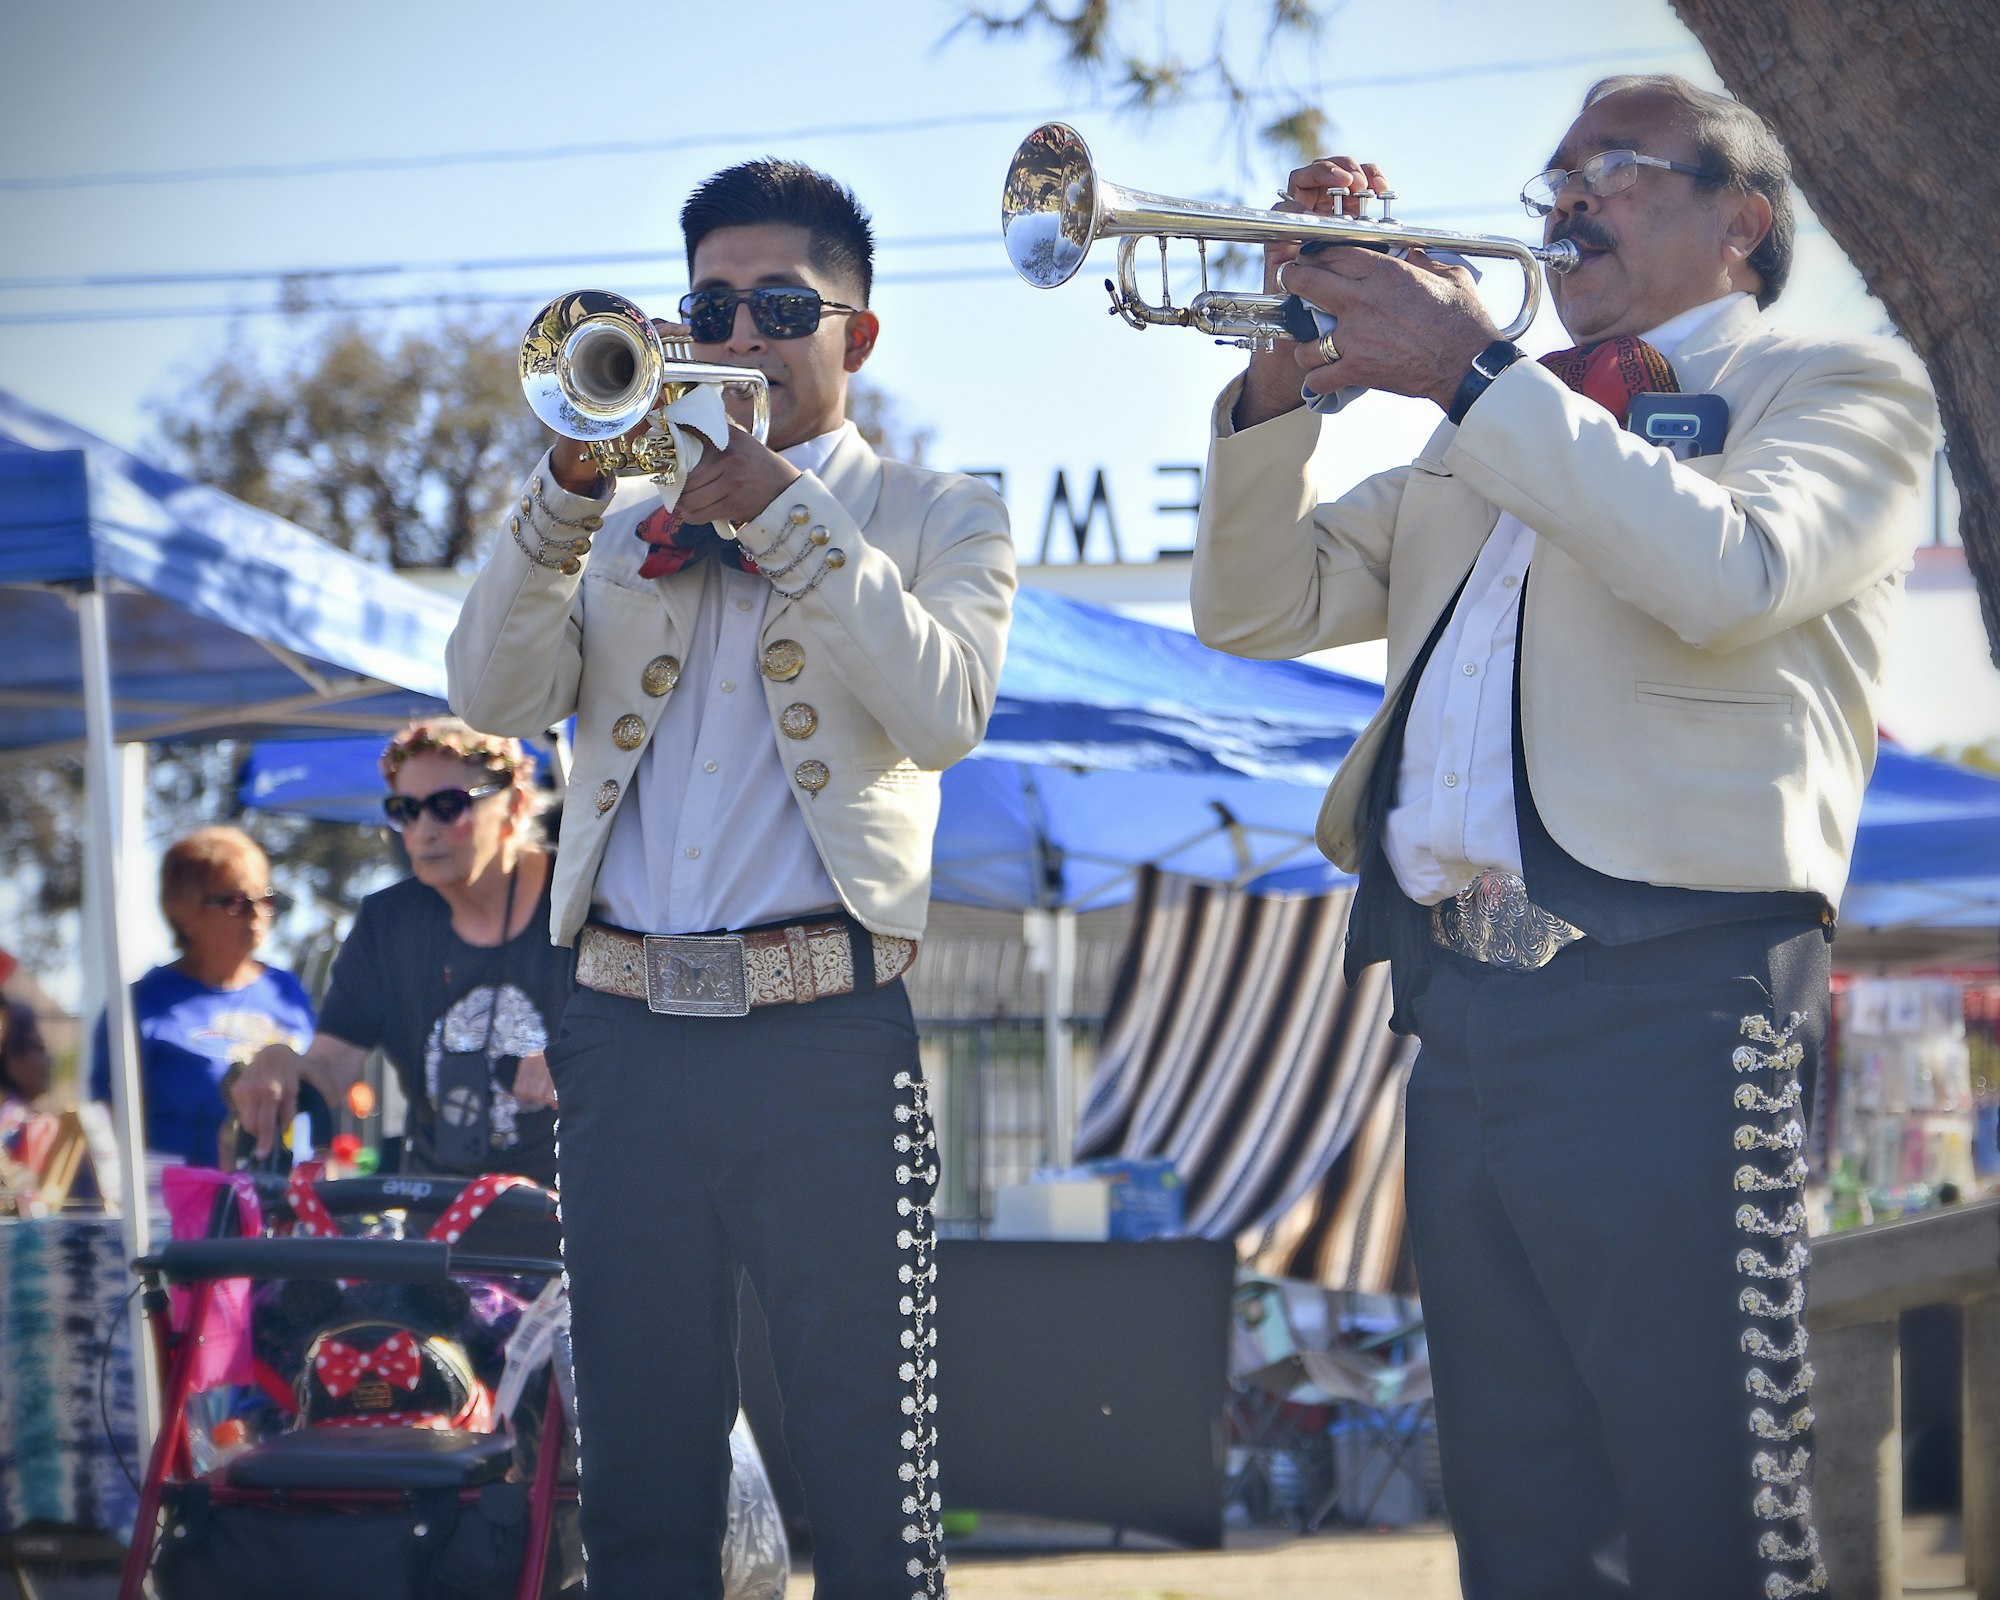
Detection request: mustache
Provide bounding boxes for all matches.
[1552,217,1616,253]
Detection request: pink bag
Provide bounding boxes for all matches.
[161,1166,263,1389]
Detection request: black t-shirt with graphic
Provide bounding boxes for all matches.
[316,871,572,1184]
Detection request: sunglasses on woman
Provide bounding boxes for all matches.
[382,782,507,829]
[676,286,861,343]
[202,889,293,918]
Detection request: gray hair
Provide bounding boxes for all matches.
[1583,74,1794,308]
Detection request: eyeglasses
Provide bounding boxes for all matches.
[676,286,862,343]
[1520,149,1726,217]
[382,782,507,829]
[202,890,292,919]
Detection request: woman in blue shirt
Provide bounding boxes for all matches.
[92,826,314,1168]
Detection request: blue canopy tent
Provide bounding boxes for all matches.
[930,588,1378,912]
[0,390,455,753]
[0,388,459,1451]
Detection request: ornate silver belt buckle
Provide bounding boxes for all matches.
[641,934,750,1017]
[1431,869,1584,972]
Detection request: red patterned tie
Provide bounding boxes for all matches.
[1539,335,1679,423]
[635,506,756,581]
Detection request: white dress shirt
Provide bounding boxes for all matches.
[1384,293,1750,904]
[592,427,847,935]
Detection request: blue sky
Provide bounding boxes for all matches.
[0,0,1898,575]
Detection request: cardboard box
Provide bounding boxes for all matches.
[990,1179,1110,1241]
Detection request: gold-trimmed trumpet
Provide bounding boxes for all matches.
[1001,122,1578,348]
[519,289,771,479]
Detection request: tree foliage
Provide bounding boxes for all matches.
[151,314,552,570]
[951,0,1331,164]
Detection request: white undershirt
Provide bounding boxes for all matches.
[1383,293,1748,904]
[592,427,847,935]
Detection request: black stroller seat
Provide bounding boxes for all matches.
[224,1427,516,1491]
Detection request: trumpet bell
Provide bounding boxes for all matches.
[1002,123,1099,289]
[518,289,773,485]
[520,290,664,441]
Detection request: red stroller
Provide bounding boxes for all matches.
[118,1171,578,1600]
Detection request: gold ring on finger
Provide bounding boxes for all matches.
[1317,333,1342,365]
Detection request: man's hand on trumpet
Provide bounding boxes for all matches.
[1236,156,1501,428]
[548,318,799,525]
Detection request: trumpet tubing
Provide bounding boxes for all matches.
[519,289,771,479]
[1001,123,1577,347]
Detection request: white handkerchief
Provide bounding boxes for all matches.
[648,385,734,512]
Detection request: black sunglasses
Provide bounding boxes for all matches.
[676,286,861,343]
[382,782,508,829]
[202,889,292,918]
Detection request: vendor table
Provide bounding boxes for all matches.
[0,1215,139,1544]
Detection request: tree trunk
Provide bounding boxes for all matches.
[1671,0,2000,659]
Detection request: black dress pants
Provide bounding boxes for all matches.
[1403,915,1830,1600]
[548,981,943,1600]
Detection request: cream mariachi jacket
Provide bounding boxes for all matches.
[448,422,1016,946]
[1192,297,1937,909]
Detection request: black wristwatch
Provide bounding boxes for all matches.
[1445,339,1524,426]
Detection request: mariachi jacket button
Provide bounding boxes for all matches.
[510,516,521,534]
[761,639,806,681]
[824,548,847,569]
[642,654,681,696]
[533,476,545,495]
[794,760,829,794]
[582,515,604,531]
[787,504,811,526]
[809,525,830,546]
[595,779,620,814]
[780,703,818,739]
[560,557,581,576]
[611,714,646,751]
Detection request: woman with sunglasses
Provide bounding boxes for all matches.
[233,718,568,1183]
[89,826,316,1168]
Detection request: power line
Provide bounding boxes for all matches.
[0,266,1021,328]
[0,48,1698,192]
[0,233,995,294]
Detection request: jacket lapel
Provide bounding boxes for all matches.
[763,422,882,629]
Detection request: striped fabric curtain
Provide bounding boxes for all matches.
[1076,868,1419,1292]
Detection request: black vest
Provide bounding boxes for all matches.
[1344,578,1820,1033]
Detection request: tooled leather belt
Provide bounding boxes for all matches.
[1429,869,1585,972]
[575,917,917,1017]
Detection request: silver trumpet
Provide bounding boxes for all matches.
[519,289,770,480]
[1001,122,1578,349]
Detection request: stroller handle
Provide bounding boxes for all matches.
[137,1238,451,1286]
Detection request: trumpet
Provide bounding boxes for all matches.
[1001,123,1578,348]
[519,289,771,479]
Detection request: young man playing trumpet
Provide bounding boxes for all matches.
[1193,75,1934,1597]
[450,160,1015,1600]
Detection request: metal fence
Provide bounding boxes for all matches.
[907,909,1127,1232]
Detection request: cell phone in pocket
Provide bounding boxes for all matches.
[1627,392,1730,460]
